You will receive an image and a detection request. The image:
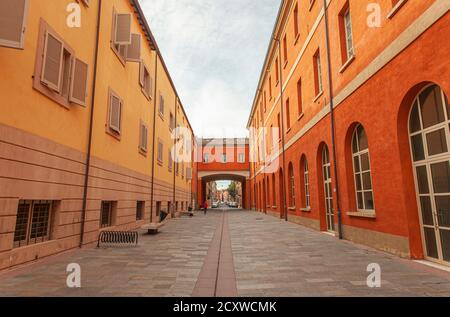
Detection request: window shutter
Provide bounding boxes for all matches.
[114,13,132,45]
[41,31,64,92]
[140,123,148,152]
[69,58,89,106]
[0,0,29,49]
[109,94,122,133]
[186,168,192,180]
[139,61,145,87]
[126,33,141,62]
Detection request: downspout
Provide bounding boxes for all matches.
[275,37,289,222]
[259,88,268,215]
[172,96,178,217]
[149,53,159,223]
[80,0,102,248]
[323,0,343,239]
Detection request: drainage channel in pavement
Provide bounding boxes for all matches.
[192,210,238,297]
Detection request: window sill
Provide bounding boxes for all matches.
[347,211,376,219]
[276,80,280,87]
[283,60,288,69]
[286,128,291,134]
[309,0,316,11]
[313,91,323,103]
[138,148,148,157]
[157,160,163,167]
[288,207,296,211]
[110,43,126,67]
[158,112,164,120]
[272,206,277,209]
[339,55,355,73]
[141,88,151,101]
[387,0,408,19]
[297,113,305,121]
[294,33,300,46]
[105,127,121,141]
[300,207,311,212]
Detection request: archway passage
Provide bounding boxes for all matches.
[199,173,249,210]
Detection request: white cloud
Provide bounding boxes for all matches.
[139,0,280,138]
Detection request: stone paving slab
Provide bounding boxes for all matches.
[0,210,450,297]
[227,211,450,297]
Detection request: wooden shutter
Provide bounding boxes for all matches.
[127,34,141,62]
[41,31,64,92]
[140,123,148,152]
[0,0,29,49]
[69,58,89,106]
[114,13,132,45]
[139,61,145,87]
[109,93,122,133]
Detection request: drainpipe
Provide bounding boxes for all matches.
[259,88,268,215]
[149,54,159,223]
[172,96,178,217]
[274,37,289,222]
[80,0,102,248]
[323,0,343,239]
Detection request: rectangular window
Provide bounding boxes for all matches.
[277,113,281,141]
[136,201,144,221]
[283,35,288,65]
[263,91,267,112]
[157,140,163,164]
[294,3,299,39]
[159,94,165,118]
[169,113,175,131]
[168,150,173,171]
[108,89,123,136]
[139,62,153,100]
[238,153,245,163]
[339,4,354,63]
[222,154,227,163]
[34,20,89,108]
[204,153,209,163]
[275,58,279,83]
[111,8,130,64]
[100,201,115,228]
[14,200,53,248]
[269,76,272,99]
[139,121,148,153]
[313,50,323,96]
[0,0,29,49]
[297,78,303,116]
[285,98,291,130]
[186,167,193,180]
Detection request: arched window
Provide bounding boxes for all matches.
[408,84,450,263]
[302,157,310,209]
[272,173,276,207]
[288,163,296,208]
[266,176,270,206]
[352,124,375,212]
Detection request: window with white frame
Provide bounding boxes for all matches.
[303,158,311,208]
[352,125,375,212]
[343,8,354,60]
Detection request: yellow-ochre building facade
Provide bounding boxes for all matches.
[0,0,195,270]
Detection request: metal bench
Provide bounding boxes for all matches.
[97,231,139,248]
[142,222,166,234]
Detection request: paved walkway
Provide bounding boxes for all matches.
[1,210,450,297]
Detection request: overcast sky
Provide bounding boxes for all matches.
[140,0,280,138]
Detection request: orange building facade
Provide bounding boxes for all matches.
[0,0,195,270]
[248,0,450,265]
[195,139,251,210]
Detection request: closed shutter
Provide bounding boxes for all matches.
[109,94,122,133]
[127,33,141,62]
[41,31,64,92]
[0,0,29,49]
[139,61,145,87]
[69,58,89,106]
[186,168,192,180]
[140,123,148,152]
[114,13,132,45]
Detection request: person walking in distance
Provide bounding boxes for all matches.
[203,201,208,215]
